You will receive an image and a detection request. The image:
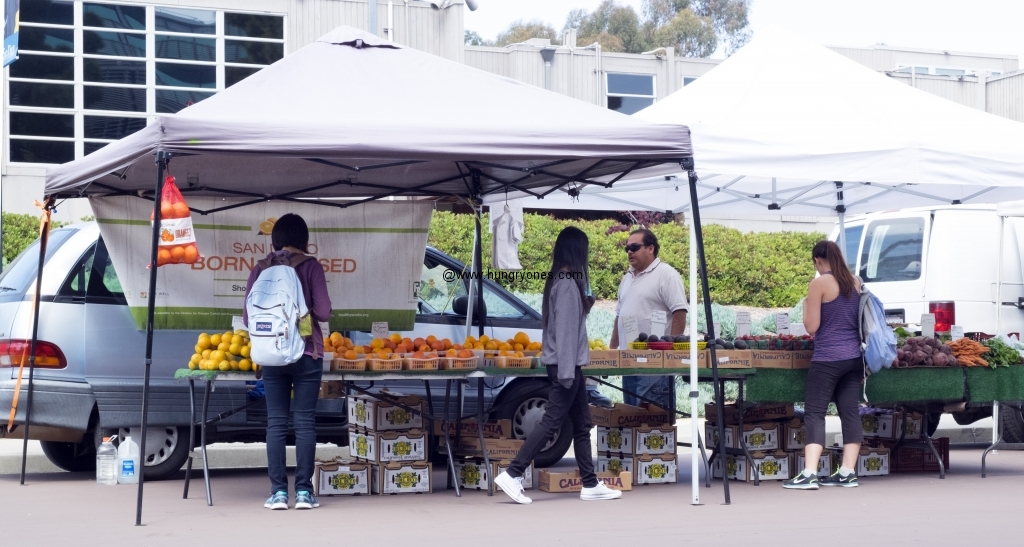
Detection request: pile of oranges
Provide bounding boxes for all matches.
[462,332,541,358]
[323,331,543,362]
[189,329,256,372]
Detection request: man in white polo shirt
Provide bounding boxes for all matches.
[610,229,688,409]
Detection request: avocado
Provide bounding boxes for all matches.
[647,335,660,343]
[723,341,735,350]
[733,340,748,350]
[637,333,648,342]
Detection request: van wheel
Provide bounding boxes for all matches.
[119,425,190,481]
[999,404,1024,443]
[492,380,573,468]
[41,439,96,473]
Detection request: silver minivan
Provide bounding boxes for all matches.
[0,223,574,479]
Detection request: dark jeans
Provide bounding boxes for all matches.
[804,357,864,447]
[262,354,323,495]
[508,366,598,488]
[622,375,672,409]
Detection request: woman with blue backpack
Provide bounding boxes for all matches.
[784,240,864,490]
[244,214,332,509]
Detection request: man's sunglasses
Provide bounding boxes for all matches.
[624,243,646,253]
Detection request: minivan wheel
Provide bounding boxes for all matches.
[40,439,96,473]
[119,425,190,481]
[493,381,573,468]
[999,404,1024,443]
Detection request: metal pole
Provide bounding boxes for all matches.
[688,194,700,505]
[137,152,167,525]
[687,166,730,504]
[836,182,847,261]
[19,197,54,485]
[472,173,484,338]
[996,216,1005,335]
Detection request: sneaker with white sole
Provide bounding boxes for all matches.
[295,491,319,509]
[494,471,532,504]
[580,481,622,501]
[264,491,289,510]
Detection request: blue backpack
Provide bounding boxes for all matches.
[859,286,897,375]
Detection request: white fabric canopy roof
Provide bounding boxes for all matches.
[45,26,692,202]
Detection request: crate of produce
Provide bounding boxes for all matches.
[368,357,403,371]
[331,358,367,372]
[672,341,707,351]
[403,357,441,371]
[441,357,480,370]
[494,356,533,369]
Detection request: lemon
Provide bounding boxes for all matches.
[230,360,239,371]
[217,342,229,353]
[190,353,202,365]
[230,334,242,346]
[241,345,251,358]
[188,361,198,370]
[194,344,203,354]
[210,350,224,363]
[235,329,248,336]
[238,359,252,372]
[218,360,230,371]
[201,349,212,359]
[229,343,241,355]
[223,331,233,341]
[210,334,222,346]
[197,334,211,350]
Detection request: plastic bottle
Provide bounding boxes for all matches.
[117,436,141,484]
[96,437,118,485]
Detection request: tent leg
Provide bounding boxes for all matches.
[136,152,168,526]
[687,167,730,505]
[472,174,485,338]
[688,197,700,505]
[19,197,55,485]
[836,182,847,261]
[996,216,1005,335]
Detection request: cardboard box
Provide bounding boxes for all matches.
[795,451,833,477]
[455,437,524,460]
[586,350,620,368]
[792,350,813,369]
[748,451,792,482]
[350,428,427,463]
[618,349,664,368]
[861,412,896,440]
[750,350,793,368]
[597,426,634,453]
[493,459,534,490]
[314,459,370,496]
[742,422,780,452]
[701,350,753,369]
[432,419,514,440]
[705,402,796,425]
[704,423,738,449]
[711,454,747,481]
[900,411,923,441]
[348,392,424,432]
[783,419,808,451]
[636,454,678,485]
[590,403,671,428]
[664,349,705,369]
[857,447,890,476]
[371,462,432,494]
[597,452,634,480]
[635,424,677,455]
[319,381,344,399]
[538,470,632,492]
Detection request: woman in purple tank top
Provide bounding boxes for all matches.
[784,241,864,491]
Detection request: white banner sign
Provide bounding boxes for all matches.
[90,197,432,331]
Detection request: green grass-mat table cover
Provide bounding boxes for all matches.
[175,367,758,381]
[966,366,1024,402]
[744,367,966,403]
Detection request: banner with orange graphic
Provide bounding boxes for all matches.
[90,197,432,332]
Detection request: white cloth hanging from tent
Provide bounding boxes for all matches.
[491,200,524,270]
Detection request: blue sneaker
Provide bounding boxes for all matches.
[295,491,319,510]
[265,491,289,510]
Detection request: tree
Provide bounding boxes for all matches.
[565,0,645,53]
[653,8,717,57]
[494,19,559,47]
[464,30,491,46]
[645,0,751,55]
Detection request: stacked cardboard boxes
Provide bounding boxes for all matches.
[707,402,796,482]
[347,392,432,494]
[591,403,677,485]
[444,418,533,491]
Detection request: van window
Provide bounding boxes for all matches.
[483,284,526,319]
[843,225,863,271]
[0,228,76,302]
[859,218,924,282]
[419,262,466,314]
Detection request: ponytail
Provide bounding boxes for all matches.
[812,240,858,296]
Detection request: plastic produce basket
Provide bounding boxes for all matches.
[494,356,533,369]
[672,342,708,351]
[628,342,648,350]
[647,342,674,350]
[331,358,367,371]
[368,357,403,371]
[441,357,480,370]
[404,357,441,371]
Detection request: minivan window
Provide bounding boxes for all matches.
[843,225,863,271]
[859,218,924,282]
[56,237,124,301]
[419,261,466,314]
[483,284,526,318]
[0,228,77,302]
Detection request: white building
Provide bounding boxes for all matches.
[3,0,1022,230]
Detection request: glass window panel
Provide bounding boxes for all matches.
[8,81,74,108]
[10,112,75,137]
[607,73,654,96]
[84,86,146,112]
[607,96,654,115]
[9,139,75,164]
[20,0,74,25]
[155,8,216,35]
[156,35,216,62]
[19,26,74,53]
[155,62,216,88]
[419,263,467,314]
[225,40,283,65]
[8,54,73,80]
[859,218,925,282]
[84,116,147,139]
[224,13,284,39]
[156,89,214,113]
[84,142,110,155]
[58,244,95,297]
[483,285,525,319]
[225,66,261,87]
[914,66,929,74]
[84,58,146,84]
[683,77,697,86]
[894,66,912,73]
[83,30,146,57]
[83,3,145,30]
[842,225,864,272]
[935,68,965,77]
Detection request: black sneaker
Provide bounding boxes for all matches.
[783,471,819,490]
[820,470,859,487]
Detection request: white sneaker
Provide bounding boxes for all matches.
[494,471,533,505]
[580,481,622,501]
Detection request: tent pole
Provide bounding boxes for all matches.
[997,216,1005,335]
[687,164,729,504]
[472,173,484,338]
[19,197,55,485]
[688,189,700,505]
[836,182,847,260]
[137,151,167,526]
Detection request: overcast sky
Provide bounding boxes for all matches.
[465,0,1024,60]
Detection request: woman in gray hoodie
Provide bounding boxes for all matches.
[494,226,622,504]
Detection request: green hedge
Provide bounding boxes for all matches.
[2,212,65,266]
[428,212,824,308]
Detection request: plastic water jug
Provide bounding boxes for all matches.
[96,437,118,485]
[117,436,141,484]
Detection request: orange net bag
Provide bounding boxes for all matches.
[151,175,200,266]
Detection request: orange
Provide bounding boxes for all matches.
[183,245,199,264]
[344,350,357,360]
[465,336,477,346]
[442,338,453,349]
[389,333,402,343]
[160,201,174,219]
[484,341,498,351]
[172,201,190,219]
[384,340,397,350]
[515,351,525,358]
[446,348,457,356]
[479,334,490,343]
[457,349,474,359]
[370,339,384,349]
[419,344,431,352]
[473,342,484,350]
[425,334,437,343]
[430,340,445,351]
[355,346,366,355]
[514,332,531,345]
[452,344,463,351]
[157,248,171,266]
[413,338,426,348]
[498,342,512,351]
[412,351,425,359]
[170,245,186,262]
[514,343,524,352]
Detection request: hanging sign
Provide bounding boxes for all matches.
[736,312,751,338]
[950,325,964,341]
[651,309,667,338]
[371,322,389,339]
[776,313,791,335]
[921,314,936,339]
[622,315,639,345]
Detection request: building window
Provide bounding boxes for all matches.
[7,1,285,164]
[607,73,655,115]
[683,76,698,86]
